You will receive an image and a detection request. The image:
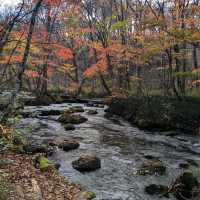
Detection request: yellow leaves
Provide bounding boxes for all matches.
[59,64,74,73]
[0,124,12,139]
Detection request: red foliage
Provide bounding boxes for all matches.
[25,70,40,78]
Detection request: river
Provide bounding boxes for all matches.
[17,102,200,200]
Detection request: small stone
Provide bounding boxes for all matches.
[137,159,166,176]
[87,110,98,115]
[179,163,190,169]
[58,140,79,152]
[64,123,75,131]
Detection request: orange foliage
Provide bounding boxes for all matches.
[53,44,73,60]
[84,57,108,78]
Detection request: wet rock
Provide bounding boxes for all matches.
[179,163,190,169]
[186,159,199,167]
[64,123,76,131]
[174,172,199,200]
[39,110,63,116]
[145,184,168,195]
[104,113,113,119]
[85,102,96,107]
[23,144,54,155]
[179,159,199,169]
[72,154,101,172]
[137,159,166,176]
[87,110,98,115]
[69,106,84,113]
[144,155,159,160]
[59,112,88,124]
[97,104,104,108]
[54,162,61,170]
[160,131,178,137]
[58,140,79,152]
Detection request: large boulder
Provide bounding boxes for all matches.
[59,112,88,124]
[174,172,199,200]
[72,154,101,172]
[58,140,79,152]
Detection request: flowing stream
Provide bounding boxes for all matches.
[17,102,200,200]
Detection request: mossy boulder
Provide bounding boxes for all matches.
[174,172,199,200]
[137,159,166,176]
[64,123,75,131]
[59,112,88,124]
[58,140,79,152]
[72,154,101,172]
[36,156,60,172]
[145,184,168,195]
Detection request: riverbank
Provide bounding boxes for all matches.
[106,95,200,134]
[0,152,94,200]
[0,123,95,200]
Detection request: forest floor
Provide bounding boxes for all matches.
[0,152,93,200]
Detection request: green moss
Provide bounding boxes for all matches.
[38,156,55,172]
[88,191,96,199]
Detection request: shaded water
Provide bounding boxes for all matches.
[17,103,200,200]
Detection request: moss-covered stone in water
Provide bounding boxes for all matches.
[38,156,55,172]
[59,113,87,124]
[137,160,166,176]
[180,172,198,190]
[88,191,96,199]
[64,123,75,131]
[69,106,84,113]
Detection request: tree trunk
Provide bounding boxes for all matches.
[1,0,43,123]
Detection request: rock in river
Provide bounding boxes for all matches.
[58,140,79,152]
[59,112,88,124]
[64,123,75,131]
[174,172,199,200]
[137,159,166,176]
[87,110,98,115]
[72,154,101,172]
[145,184,168,195]
[69,106,84,113]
